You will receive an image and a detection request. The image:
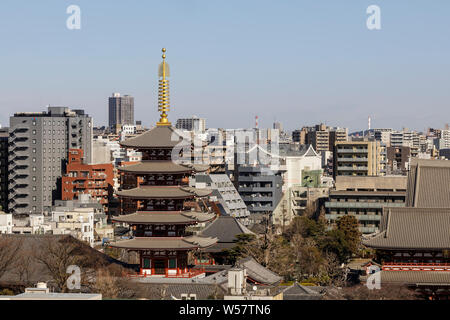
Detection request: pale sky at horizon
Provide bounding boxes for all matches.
[1,0,449,133]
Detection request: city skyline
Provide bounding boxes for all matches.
[1,1,450,132]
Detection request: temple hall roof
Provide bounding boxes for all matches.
[112,211,215,224]
[406,159,450,208]
[379,271,450,286]
[199,216,255,253]
[362,207,450,250]
[116,186,212,199]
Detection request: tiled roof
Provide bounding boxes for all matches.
[380,271,450,286]
[109,235,218,250]
[362,207,450,250]
[112,211,215,224]
[199,216,254,252]
[282,283,323,300]
[116,186,212,199]
[118,161,209,174]
[120,126,189,149]
[236,257,282,285]
[406,159,450,207]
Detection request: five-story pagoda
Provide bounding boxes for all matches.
[110,49,217,278]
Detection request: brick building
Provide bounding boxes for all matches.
[61,149,114,211]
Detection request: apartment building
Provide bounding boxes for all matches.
[61,149,114,212]
[8,107,92,215]
[175,116,206,132]
[333,139,386,178]
[324,176,406,234]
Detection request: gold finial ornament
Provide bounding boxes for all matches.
[157,47,171,126]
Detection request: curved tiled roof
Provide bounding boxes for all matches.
[120,126,189,149]
[406,159,450,208]
[109,235,218,250]
[362,207,450,250]
[380,270,450,286]
[199,216,255,253]
[118,161,209,174]
[236,257,282,285]
[112,211,215,224]
[116,186,212,199]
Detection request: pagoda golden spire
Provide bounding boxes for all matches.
[157,48,171,126]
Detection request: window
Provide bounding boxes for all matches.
[32,196,37,201]
[32,158,36,163]
[168,258,177,269]
[32,176,36,182]
[32,130,36,135]
[33,148,36,153]
[32,139,36,144]
[32,186,36,191]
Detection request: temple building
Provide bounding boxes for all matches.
[110,49,217,278]
[363,159,450,299]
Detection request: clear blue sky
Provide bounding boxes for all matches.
[1,0,449,132]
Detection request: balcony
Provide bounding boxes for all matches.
[337,149,368,153]
[337,157,368,162]
[337,166,368,171]
[325,202,405,209]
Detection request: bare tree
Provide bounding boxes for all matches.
[33,237,86,292]
[0,237,23,280]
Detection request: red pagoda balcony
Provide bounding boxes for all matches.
[124,267,206,279]
[382,262,450,272]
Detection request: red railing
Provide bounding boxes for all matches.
[382,262,450,271]
[124,268,206,279]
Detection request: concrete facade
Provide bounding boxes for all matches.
[8,107,92,215]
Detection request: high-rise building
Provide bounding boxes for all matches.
[8,106,92,215]
[0,127,9,212]
[301,124,348,153]
[108,93,134,131]
[175,116,206,132]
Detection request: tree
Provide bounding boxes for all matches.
[33,236,95,292]
[336,215,360,254]
[285,216,326,241]
[319,229,353,264]
[0,237,23,280]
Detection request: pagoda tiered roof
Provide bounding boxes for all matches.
[116,186,212,199]
[112,211,215,224]
[118,160,209,174]
[120,126,190,149]
[109,235,218,250]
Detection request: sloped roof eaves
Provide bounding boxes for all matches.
[116,186,212,199]
[109,236,218,250]
[237,257,282,285]
[112,211,216,224]
[120,126,188,149]
[362,208,450,250]
[118,161,209,174]
[200,216,254,243]
[380,271,450,286]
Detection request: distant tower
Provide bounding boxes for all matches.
[255,115,258,129]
